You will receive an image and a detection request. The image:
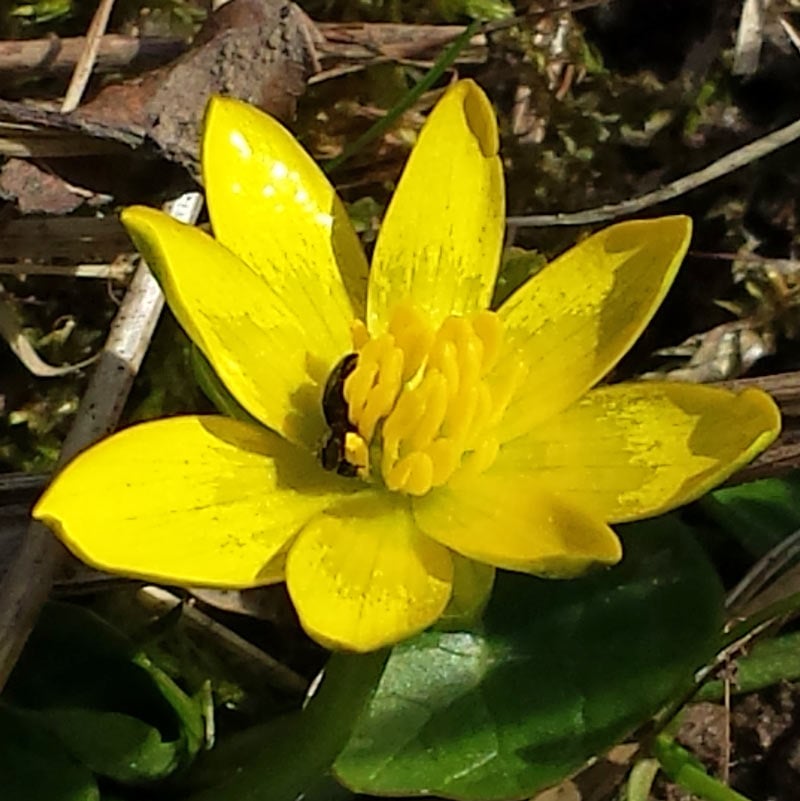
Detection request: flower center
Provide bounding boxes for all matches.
[323,302,520,496]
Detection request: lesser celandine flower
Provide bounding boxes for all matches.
[34,80,780,652]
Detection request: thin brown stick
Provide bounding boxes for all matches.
[507,116,800,227]
[0,192,203,692]
[0,262,133,280]
[715,372,800,485]
[138,586,307,694]
[61,0,117,113]
[0,34,184,76]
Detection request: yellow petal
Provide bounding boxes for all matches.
[495,216,692,441]
[436,554,495,630]
[203,95,368,319]
[495,382,781,523]
[286,494,453,651]
[121,206,344,449]
[33,416,351,587]
[413,474,622,577]
[367,80,504,333]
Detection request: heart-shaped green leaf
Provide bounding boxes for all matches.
[31,707,183,783]
[335,517,723,800]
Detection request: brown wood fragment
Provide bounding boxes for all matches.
[314,22,486,63]
[0,159,105,215]
[0,216,131,263]
[0,98,146,149]
[79,0,315,171]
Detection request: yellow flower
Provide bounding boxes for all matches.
[34,81,780,652]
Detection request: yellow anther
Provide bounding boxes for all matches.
[425,438,461,486]
[345,333,399,430]
[344,431,370,474]
[344,344,379,416]
[445,384,480,446]
[387,452,434,496]
[470,311,503,374]
[408,371,449,452]
[404,452,434,496]
[430,340,459,399]
[389,302,434,380]
[457,334,482,392]
[358,344,404,442]
[383,386,425,445]
[351,319,370,350]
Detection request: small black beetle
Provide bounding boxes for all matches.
[320,353,361,477]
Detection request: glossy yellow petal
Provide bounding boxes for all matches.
[367,80,504,333]
[495,216,692,441]
[286,494,453,651]
[122,206,344,449]
[34,416,351,587]
[495,382,780,523]
[413,474,622,577]
[203,96,369,319]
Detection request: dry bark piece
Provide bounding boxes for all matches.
[0,158,108,215]
[81,0,315,171]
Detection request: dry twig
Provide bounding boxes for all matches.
[733,0,765,76]
[61,0,117,113]
[0,34,184,77]
[138,586,307,695]
[507,115,800,227]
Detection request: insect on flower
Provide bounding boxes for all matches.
[320,352,365,477]
[33,80,781,652]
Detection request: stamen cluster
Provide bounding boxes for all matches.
[343,303,523,495]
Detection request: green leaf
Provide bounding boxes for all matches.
[0,704,99,801]
[134,652,205,759]
[697,631,800,701]
[32,708,181,783]
[704,477,800,558]
[335,518,723,800]
[5,602,204,785]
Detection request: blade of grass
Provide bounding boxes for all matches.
[323,19,481,174]
[654,735,753,801]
